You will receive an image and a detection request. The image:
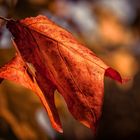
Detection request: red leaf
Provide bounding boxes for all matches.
[0,52,62,132]
[0,15,126,133]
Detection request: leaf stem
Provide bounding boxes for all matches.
[0,16,10,21]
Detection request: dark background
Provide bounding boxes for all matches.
[0,0,140,140]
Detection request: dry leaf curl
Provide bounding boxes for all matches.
[0,15,127,133]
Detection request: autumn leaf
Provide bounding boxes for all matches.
[0,15,127,133]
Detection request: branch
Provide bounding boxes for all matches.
[0,16,10,21]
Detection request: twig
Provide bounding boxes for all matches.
[0,16,10,21]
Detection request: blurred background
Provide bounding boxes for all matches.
[0,0,140,140]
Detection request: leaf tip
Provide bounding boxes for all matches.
[53,125,63,133]
[105,67,130,83]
